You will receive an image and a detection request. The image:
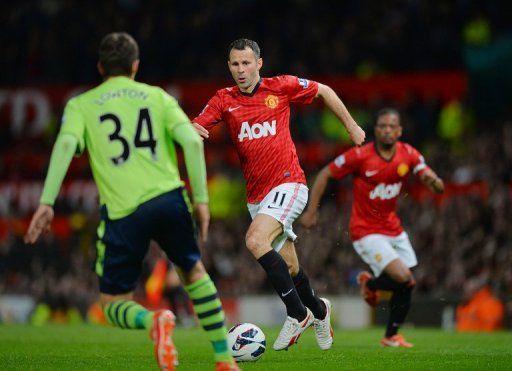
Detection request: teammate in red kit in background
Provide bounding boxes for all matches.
[302,108,444,348]
[193,39,365,351]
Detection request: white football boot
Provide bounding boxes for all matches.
[313,298,334,350]
[273,307,314,351]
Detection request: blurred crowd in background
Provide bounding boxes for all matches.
[2,0,510,84]
[1,0,512,327]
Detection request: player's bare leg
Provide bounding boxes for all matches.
[280,240,333,350]
[174,260,209,285]
[384,259,414,283]
[100,292,135,306]
[100,292,178,370]
[246,214,313,350]
[245,213,282,258]
[364,259,415,348]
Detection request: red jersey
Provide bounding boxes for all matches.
[193,75,319,203]
[328,142,429,241]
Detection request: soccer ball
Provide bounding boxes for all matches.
[227,323,266,362]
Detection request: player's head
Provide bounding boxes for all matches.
[374,108,402,148]
[228,38,262,92]
[98,32,140,79]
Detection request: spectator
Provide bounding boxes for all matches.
[456,276,505,332]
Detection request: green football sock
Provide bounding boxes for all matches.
[185,274,232,363]
[103,300,154,330]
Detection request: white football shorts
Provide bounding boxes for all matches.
[247,182,308,252]
[352,232,418,277]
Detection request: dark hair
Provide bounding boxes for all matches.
[228,38,261,59]
[98,32,139,76]
[376,107,400,121]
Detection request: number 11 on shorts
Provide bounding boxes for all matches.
[269,192,287,209]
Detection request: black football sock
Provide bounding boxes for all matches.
[257,250,307,321]
[367,273,403,291]
[292,267,327,319]
[385,284,414,337]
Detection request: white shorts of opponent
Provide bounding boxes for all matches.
[352,232,418,277]
[247,182,308,252]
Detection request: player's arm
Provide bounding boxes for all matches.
[409,144,444,194]
[24,133,78,244]
[302,149,358,228]
[192,93,224,139]
[172,122,210,242]
[301,165,334,228]
[316,83,365,145]
[172,123,208,204]
[162,91,210,241]
[419,168,444,194]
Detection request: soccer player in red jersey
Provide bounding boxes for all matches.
[302,108,444,348]
[193,39,365,351]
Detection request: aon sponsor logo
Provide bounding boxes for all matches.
[369,182,402,200]
[238,120,276,142]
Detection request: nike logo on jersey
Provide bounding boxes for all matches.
[228,106,241,112]
[281,289,293,297]
[365,170,379,177]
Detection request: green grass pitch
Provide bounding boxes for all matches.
[1,325,511,370]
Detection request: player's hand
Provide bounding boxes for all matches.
[194,203,210,242]
[24,204,54,244]
[348,124,366,146]
[300,209,318,229]
[192,122,209,139]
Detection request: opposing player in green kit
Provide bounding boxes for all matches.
[24,32,239,371]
